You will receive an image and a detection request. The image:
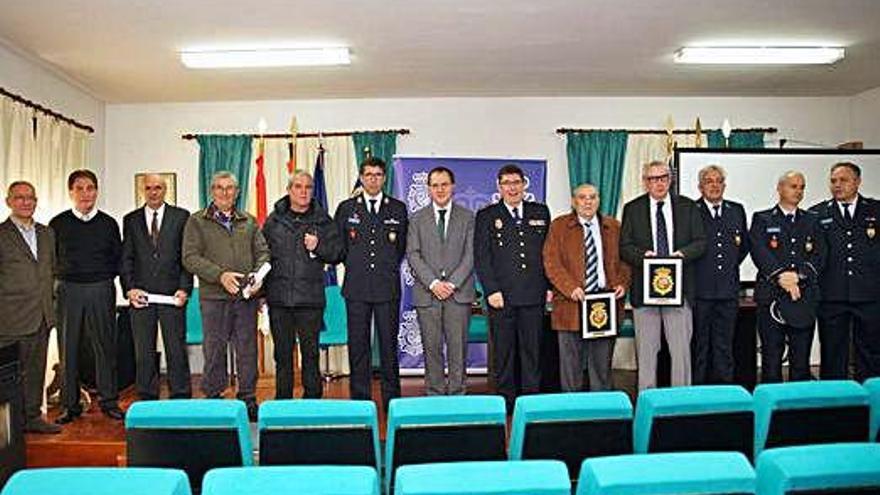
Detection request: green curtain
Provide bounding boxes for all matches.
[707,130,765,149]
[353,131,398,195]
[565,130,628,216]
[196,134,253,210]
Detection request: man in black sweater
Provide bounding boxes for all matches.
[50,169,124,423]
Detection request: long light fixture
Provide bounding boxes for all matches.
[673,46,844,65]
[180,47,351,68]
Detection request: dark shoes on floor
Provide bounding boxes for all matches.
[25,418,62,434]
[54,408,82,425]
[101,406,125,421]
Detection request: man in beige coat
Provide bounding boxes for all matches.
[0,181,61,433]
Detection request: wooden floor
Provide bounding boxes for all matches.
[26,372,638,468]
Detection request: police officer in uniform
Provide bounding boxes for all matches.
[335,157,408,411]
[810,162,880,381]
[474,164,551,412]
[749,171,825,383]
[693,165,749,384]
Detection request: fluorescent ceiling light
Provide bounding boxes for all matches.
[180,47,350,68]
[673,46,844,65]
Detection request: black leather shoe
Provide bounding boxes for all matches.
[101,407,125,421]
[54,409,82,424]
[25,418,63,434]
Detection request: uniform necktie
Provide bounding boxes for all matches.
[785,212,795,224]
[584,221,599,292]
[656,201,669,256]
[369,199,377,216]
[512,206,521,225]
[842,202,853,222]
[150,210,159,247]
[712,204,721,220]
[437,209,447,242]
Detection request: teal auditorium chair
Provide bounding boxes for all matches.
[468,280,489,344]
[395,460,571,495]
[863,377,880,442]
[125,400,253,492]
[257,399,380,470]
[634,385,754,458]
[753,380,869,458]
[509,392,633,481]
[577,452,756,495]
[385,395,507,493]
[202,466,379,495]
[185,287,203,344]
[756,443,880,495]
[319,285,348,378]
[1,468,191,495]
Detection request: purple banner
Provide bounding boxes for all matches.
[392,156,547,370]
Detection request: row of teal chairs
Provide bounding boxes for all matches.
[6,443,880,495]
[119,379,880,492]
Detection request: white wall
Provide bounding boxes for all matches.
[105,96,852,219]
[850,86,880,148]
[0,40,105,178]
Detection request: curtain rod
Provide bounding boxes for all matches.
[181,128,410,140]
[556,127,777,135]
[0,86,95,133]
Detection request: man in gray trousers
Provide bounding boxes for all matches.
[406,166,476,395]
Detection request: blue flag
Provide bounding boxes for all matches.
[313,149,337,286]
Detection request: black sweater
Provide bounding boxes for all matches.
[50,210,122,283]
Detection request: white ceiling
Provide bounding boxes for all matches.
[1,0,879,103]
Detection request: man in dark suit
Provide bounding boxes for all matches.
[620,160,706,390]
[121,173,193,401]
[810,162,880,381]
[406,166,476,395]
[750,171,825,383]
[693,165,750,384]
[0,181,61,433]
[474,164,551,411]
[335,157,408,411]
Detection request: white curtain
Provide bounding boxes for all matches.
[247,136,358,376]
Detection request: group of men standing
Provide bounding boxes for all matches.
[1,157,877,431]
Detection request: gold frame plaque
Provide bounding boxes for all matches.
[581,291,618,339]
[643,257,683,306]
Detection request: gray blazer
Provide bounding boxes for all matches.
[0,218,55,337]
[406,202,476,307]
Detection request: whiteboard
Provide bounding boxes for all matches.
[675,148,880,282]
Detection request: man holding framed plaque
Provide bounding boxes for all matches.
[544,184,630,391]
[621,161,706,390]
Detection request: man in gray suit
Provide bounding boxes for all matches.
[0,181,61,433]
[406,166,476,395]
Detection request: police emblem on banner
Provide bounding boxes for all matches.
[581,291,617,339]
[643,257,683,306]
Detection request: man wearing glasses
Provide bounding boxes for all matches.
[475,164,551,413]
[621,160,706,390]
[335,157,408,412]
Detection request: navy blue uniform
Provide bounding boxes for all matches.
[474,200,550,410]
[749,206,825,383]
[693,199,749,384]
[335,193,408,409]
[810,195,880,380]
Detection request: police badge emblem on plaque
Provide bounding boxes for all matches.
[643,257,683,306]
[581,291,617,339]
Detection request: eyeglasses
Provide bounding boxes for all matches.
[499,180,523,187]
[213,185,237,192]
[362,172,385,179]
[645,174,670,183]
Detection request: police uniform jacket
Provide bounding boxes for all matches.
[694,199,750,300]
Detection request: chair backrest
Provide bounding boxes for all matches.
[753,381,870,457]
[185,287,203,344]
[863,377,880,442]
[202,466,379,495]
[634,385,754,458]
[756,443,880,495]
[1,467,191,495]
[320,285,347,347]
[509,392,633,479]
[577,452,756,495]
[257,399,379,470]
[125,400,252,491]
[395,460,570,495]
[385,395,507,493]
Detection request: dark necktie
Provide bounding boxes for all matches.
[656,201,669,256]
[150,211,159,247]
[437,209,447,242]
[584,221,599,292]
[842,202,853,222]
[369,199,377,216]
[785,212,795,224]
[512,207,521,225]
[712,204,721,220]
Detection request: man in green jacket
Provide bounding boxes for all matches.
[183,171,270,420]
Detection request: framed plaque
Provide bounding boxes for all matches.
[643,257,683,306]
[581,291,617,339]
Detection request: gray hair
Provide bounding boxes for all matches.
[777,170,805,186]
[698,164,727,183]
[642,160,669,177]
[572,183,598,197]
[6,180,36,199]
[286,169,314,189]
[211,171,238,188]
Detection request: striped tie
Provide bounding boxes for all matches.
[584,221,599,292]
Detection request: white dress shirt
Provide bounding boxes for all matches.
[364,191,384,214]
[649,195,674,253]
[839,197,858,219]
[144,203,166,234]
[72,207,98,222]
[580,215,607,288]
[433,201,452,238]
